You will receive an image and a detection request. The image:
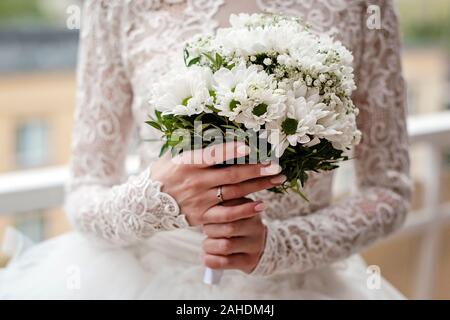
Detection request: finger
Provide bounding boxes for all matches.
[202,253,254,272]
[172,141,250,167]
[203,201,265,224]
[203,216,259,238]
[209,162,282,185]
[221,198,253,206]
[202,171,284,206]
[202,193,254,211]
[203,237,258,255]
[221,174,286,201]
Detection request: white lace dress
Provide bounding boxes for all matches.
[0,0,411,299]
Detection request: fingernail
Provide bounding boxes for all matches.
[260,160,271,166]
[237,144,251,156]
[254,202,266,212]
[270,175,286,185]
[261,163,282,175]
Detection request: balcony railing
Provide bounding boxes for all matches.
[1,111,450,299]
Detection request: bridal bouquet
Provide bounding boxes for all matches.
[147,13,361,200]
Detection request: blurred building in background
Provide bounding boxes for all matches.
[0,0,449,299]
[0,0,77,253]
[0,71,74,243]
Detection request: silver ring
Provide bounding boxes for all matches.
[216,186,224,203]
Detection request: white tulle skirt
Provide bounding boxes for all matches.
[0,227,404,300]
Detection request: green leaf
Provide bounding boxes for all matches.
[267,186,284,194]
[155,110,163,122]
[183,48,189,65]
[178,117,193,128]
[203,52,216,64]
[215,53,223,68]
[145,121,162,131]
[168,138,182,147]
[209,89,217,101]
[290,178,298,188]
[206,105,220,113]
[229,99,239,111]
[159,142,170,157]
[225,63,236,70]
[187,56,201,67]
[293,188,310,202]
[286,147,296,153]
[181,96,192,106]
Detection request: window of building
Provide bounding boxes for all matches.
[15,120,49,168]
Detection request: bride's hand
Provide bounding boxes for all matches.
[151,142,285,226]
[201,198,268,274]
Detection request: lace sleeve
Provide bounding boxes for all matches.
[64,0,188,246]
[251,0,412,276]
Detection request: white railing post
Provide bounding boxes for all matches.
[413,144,443,299]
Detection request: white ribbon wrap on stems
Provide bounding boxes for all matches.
[203,268,223,285]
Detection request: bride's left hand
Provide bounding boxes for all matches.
[201,198,267,274]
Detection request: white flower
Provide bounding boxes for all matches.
[212,63,260,119]
[213,63,286,130]
[268,93,330,157]
[213,64,285,131]
[316,111,361,150]
[151,66,213,116]
[234,87,286,131]
[263,58,272,66]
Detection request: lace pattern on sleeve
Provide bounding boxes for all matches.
[64,0,188,246]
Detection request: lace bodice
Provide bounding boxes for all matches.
[65,0,411,276]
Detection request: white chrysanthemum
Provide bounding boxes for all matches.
[234,87,286,131]
[213,63,286,130]
[316,111,361,150]
[151,66,213,116]
[267,93,330,157]
[212,63,260,119]
[221,27,299,58]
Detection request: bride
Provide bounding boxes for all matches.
[0,0,411,299]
